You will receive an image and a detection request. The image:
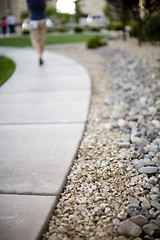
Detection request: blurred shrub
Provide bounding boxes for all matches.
[46,7,57,18]
[22,30,30,35]
[56,26,66,32]
[129,22,138,37]
[87,35,107,49]
[143,15,160,42]
[20,10,29,20]
[74,25,83,33]
[107,21,123,31]
[90,27,101,32]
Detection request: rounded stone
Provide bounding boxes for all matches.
[143,223,160,238]
[117,219,142,238]
[141,200,151,210]
[138,166,158,174]
[147,130,156,141]
[151,202,160,210]
[130,215,149,227]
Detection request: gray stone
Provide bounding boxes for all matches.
[118,142,130,148]
[156,215,160,221]
[144,154,153,160]
[144,184,154,190]
[151,187,160,194]
[151,201,160,210]
[150,145,159,153]
[104,96,114,105]
[150,220,160,228]
[150,195,159,200]
[144,236,155,240]
[138,166,158,174]
[149,209,158,218]
[156,152,160,159]
[137,138,149,147]
[117,219,142,237]
[148,176,158,185]
[131,135,141,143]
[140,127,147,137]
[127,204,141,210]
[143,224,160,238]
[127,204,141,217]
[147,130,156,141]
[137,160,146,169]
[130,215,148,227]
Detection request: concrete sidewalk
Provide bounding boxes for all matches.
[0,47,91,240]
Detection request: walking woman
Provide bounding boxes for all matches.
[26,0,46,65]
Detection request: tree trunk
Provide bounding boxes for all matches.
[137,8,142,46]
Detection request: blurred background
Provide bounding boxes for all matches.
[0,0,160,45]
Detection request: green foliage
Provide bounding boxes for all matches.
[56,26,66,32]
[103,2,118,21]
[142,14,160,42]
[143,0,160,16]
[57,13,73,25]
[46,8,73,25]
[20,10,29,20]
[74,26,83,33]
[107,21,123,30]
[129,22,138,37]
[0,56,16,86]
[87,35,107,49]
[75,2,84,23]
[22,30,30,35]
[46,7,57,17]
[90,27,101,32]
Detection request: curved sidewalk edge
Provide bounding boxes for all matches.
[0,47,91,240]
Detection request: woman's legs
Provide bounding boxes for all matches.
[30,19,46,65]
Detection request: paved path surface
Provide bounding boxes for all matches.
[0,47,91,240]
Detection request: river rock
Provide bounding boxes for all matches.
[147,130,156,141]
[138,166,158,174]
[117,219,142,237]
[152,120,160,129]
[143,223,160,238]
[151,201,160,210]
[130,215,148,227]
[141,200,151,210]
[150,220,160,228]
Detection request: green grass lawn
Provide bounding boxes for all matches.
[0,56,16,86]
[0,33,106,47]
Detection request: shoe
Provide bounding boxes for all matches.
[39,57,44,65]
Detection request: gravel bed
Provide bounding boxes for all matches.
[43,40,160,239]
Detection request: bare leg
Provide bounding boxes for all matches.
[30,19,46,65]
[31,38,42,58]
[39,39,45,58]
[31,38,45,65]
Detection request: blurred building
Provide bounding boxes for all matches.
[0,0,57,22]
[76,0,106,16]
